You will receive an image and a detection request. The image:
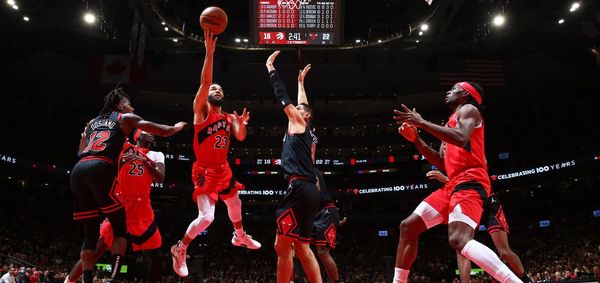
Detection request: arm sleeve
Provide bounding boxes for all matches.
[269,70,293,108]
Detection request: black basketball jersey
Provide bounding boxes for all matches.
[79,111,126,165]
[316,170,334,208]
[281,123,317,183]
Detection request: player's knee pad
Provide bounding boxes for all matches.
[106,208,127,238]
[81,219,100,250]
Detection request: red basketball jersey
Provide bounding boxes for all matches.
[443,111,488,180]
[118,144,161,201]
[193,110,233,167]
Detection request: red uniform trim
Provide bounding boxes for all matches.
[80,156,114,165]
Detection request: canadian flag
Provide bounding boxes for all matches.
[88,55,143,84]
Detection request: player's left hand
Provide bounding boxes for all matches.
[297,64,311,83]
[233,108,250,126]
[339,217,348,227]
[393,104,426,127]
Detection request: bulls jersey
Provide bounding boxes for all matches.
[193,110,233,167]
[79,111,126,165]
[117,143,164,201]
[281,123,318,183]
[443,110,487,179]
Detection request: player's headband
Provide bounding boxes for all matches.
[457,82,482,105]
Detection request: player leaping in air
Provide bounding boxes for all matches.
[170,30,261,278]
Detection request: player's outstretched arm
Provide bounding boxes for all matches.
[398,122,445,170]
[297,64,311,105]
[393,104,481,148]
[194,30,218,123]
[231,108,250,141]
[265,51,306,132]
[121,113,186,137]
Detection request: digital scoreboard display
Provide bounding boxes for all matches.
[252,0,343,45]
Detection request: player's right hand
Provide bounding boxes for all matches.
[204,30,217,56]
[266,50,280,71]
[173,122,187,132]
[398,122,418,142]
[426,170,449,183]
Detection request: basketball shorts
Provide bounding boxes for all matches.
[192,162,244,202]
[416,180,489,229]
[483,194,509,234]
[70,158,122,220]
[276,179,321,243]
[311,205,340,249]
[100,215,161,251]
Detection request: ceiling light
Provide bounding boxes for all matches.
[172,38,178,42]
[6,0,15,5]
[83,12,96,24]
[161,21,165,25]
[569,2,580,12]
[164,27,169,31]
[558,18,565,24]
[420,24,429,31]
[235,38,241,43]
[11,4,18,9]
[418,31,423,36]
[355,39,361,43]
[23,16,29,21]
[493,15,505,26]
[243,38,248,42]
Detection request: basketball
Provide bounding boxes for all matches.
[199,7,228,35]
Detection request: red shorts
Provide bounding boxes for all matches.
[192,162,244,202]
[99,201,162,252]
[422,178,490,229]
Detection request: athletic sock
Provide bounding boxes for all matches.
[235,227,245,238]
[393,267,410,283]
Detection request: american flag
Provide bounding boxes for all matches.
[438,58,505,87]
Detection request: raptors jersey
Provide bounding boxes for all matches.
[117,144,164,202]
[443,110,488,182]
[117,143,165,222]
[193,110,233,167]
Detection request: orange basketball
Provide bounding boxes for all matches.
[199,6,228,35]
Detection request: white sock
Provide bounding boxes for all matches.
[393,267,410,283]
[461,240,522,283]
[235,227,245,238]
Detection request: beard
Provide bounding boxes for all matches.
[208,95,224,106]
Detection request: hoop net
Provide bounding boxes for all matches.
[277,0,309,10]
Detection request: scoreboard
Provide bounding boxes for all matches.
[251,0,343,45]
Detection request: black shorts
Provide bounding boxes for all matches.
[276,179,321,243]
[70,157,123,220]
[483,195,509,234]
[311,205,340,249]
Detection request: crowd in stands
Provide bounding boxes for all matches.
[1,178,599,283]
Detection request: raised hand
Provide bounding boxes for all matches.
[297,64,311,83]
[233,108,251,127]
[398,122,418,142]
[266,50,281,72]
[393,104,426,127]
[204,30,218,56]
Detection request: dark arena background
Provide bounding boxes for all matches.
[1,0,600,282]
